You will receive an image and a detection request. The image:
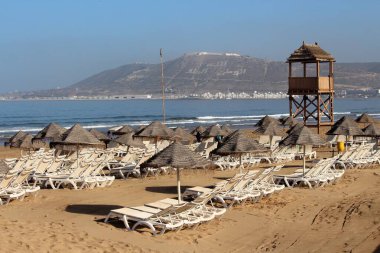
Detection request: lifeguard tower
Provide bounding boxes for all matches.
[287,42,335,133]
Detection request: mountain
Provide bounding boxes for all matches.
[12,53,380,97]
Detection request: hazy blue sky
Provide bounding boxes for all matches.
[0,0,379,93]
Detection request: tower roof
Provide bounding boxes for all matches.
[287,42,335,63]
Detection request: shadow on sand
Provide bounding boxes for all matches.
[65,204,123,216]
[145,185,194,194]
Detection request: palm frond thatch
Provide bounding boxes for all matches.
[190,125,206,135]
[202,124,228,138]
[281,125,326,146]
[51,124,105,151]
[112,125,135,135]
[5,131,27,146]
[280,116,298,126]
[141,142,210,168]
[134,121,173,139]
[255,115,280,127]
[326,116,364,136]
[253,121,284,136]
[362,123,380,136]
[33,123,66,141]
[173,127,196,143]
[89,129,110,141]
[112,133,145,148]
[214,130,267,155]
[10,134,36,150]
[356,113,379,124]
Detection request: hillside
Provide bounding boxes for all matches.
[14,53,380,97]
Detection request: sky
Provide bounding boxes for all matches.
[0,0,379,93]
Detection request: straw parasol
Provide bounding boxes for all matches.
[221,124,233,134]
[254,121,284,149]
[4,130,27,147]
[362,123,380,136]
[110,133,146,149]
[112,125,135,136]
[89,129,110,142]
[141,142,210,203]
[173,127,196,144]
[356,113,379,124]
[134,121,174,152]
[326,116,364,150]
[190,125,206,135]
[52,124,105,150]
[10,134,38,154]
[32,123,66,148]
[214,130,267,173]
[286,122,304,134]
[201,124,229,138]
[280,125,326,175]
[134,121,173,139]
[51,124,105,168]
[255,115,279,127]
[280,116,298,127]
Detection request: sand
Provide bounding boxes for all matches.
[0,150,379,253]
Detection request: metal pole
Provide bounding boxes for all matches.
[177,168,181,204]
[303,145,306,176]
[239,154,242,174]
[160,48,166,124]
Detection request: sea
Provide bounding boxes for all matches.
[0,98,379,142]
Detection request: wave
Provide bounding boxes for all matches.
[1,111,379,136]
[197,114,288,120]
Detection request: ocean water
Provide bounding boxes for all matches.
[0,98,379,139]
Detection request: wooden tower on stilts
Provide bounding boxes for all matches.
[287,42,336,133]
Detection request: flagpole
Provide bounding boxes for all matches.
[160,48,166,124]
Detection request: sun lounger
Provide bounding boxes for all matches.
[105,206,184,235]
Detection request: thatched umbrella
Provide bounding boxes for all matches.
[253,121,284,149]
[110,133,146,149]
[280,116,298,127]
[280,125,326,175]
[356,113,379,124]
[255,115,279,127]
[190,125,206,136]
[4,130,27,147]
[201,124,229,138]
[51,124,105,168]
[173,127,196,144]
[141,142,210,203]
[362,123,380,136]
[326,116,364,150]
[89,129,110,142]
[32,123,66,148]
[10,134,37,154]
[214,130,267,173]
[134,121,174,152]
[112,125,135,136]
[221,124,233,134]
[286,122,304,134]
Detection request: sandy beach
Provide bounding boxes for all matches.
[0,147,379,253]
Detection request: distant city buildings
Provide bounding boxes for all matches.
[0,89,379,100]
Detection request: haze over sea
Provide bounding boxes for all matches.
[0,98,379,140]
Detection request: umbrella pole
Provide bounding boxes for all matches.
[77,144,79,169]
[239,154,242,174]
[345,135,348,152]
[270,135,273,150]
[303,145,306,177]
[177,168,181,204]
